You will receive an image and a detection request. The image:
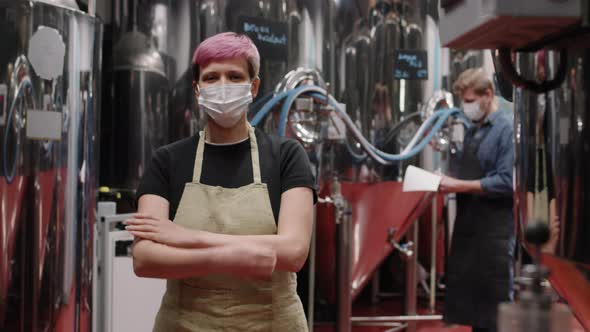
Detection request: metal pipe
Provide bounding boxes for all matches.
[307,206,317,331]
[371,271,380,304]
[354,322,407,330]
[429,196,437,312]
[405,222,419,332]
[336,199,352,332]
[63,26,82,300]
[351,315,443,322]
[88,0,96,16]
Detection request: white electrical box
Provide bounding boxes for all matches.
[108,231,166,332]
[439,0,582,49]
[94,203,166,332]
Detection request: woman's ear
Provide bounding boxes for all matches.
[251,77,261,98]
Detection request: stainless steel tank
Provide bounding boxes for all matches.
[193,0,334,128]
[0,1,102,331]
[331,0,426,181]
[100,0,171,205]
[511,48,590,332]
[514,50,590,265]
[100,29,169,199]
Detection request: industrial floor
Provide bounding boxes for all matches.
[313,298,468,332]
[312,298,586,332]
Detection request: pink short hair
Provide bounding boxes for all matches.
[192,32,260,81]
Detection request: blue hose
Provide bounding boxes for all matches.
[345,139,368,162]
[371,109,459,161]
[311,92,447,149]
[252,83,470,163]
[315,92,463,161]
[248,92,274,118]
[278,85,325,136]
[250,90,291,126]
[309,92,460,161]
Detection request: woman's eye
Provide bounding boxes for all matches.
[230,75,244,81]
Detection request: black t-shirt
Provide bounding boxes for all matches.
[136,129,317,222]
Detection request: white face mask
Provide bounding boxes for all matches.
[462,100,486,122]
[198,83,253,128]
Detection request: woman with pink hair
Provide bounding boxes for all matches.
[125,32,315,331]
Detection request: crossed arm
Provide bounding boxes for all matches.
[129,187,314,281]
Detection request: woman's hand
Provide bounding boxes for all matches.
[125,213,200,248]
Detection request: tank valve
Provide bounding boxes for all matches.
[387,227,414,257]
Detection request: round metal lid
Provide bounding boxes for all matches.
[112,30,167,77]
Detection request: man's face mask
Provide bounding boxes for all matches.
[197,83,253,128]
[462,100,486,122]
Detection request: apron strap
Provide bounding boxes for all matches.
[191,123,263,184]
[248,124,262,184]
[192,130,206,183]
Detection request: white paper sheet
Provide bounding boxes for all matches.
[403,165,442,192]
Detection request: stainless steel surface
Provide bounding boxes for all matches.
[336,188,352,332]
[351,315,444,322]
[103,0,183,198]
[307,206,317,332]
[514,49,590,267]
[274,68,328,146]
[101,28,169,194]
[88,0,96,16]
[405,222,418,332]
[112,30,166,76]
[420,90,455,177]
[429,196,437,313]
[368,3,402,139]
[333,0,426,179]
[275,67,327,93]
[0,1,101,331]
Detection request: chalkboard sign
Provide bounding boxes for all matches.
[238,16,288,61]
[393,50,428,80]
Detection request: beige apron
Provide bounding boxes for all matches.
[152,124,308,332]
